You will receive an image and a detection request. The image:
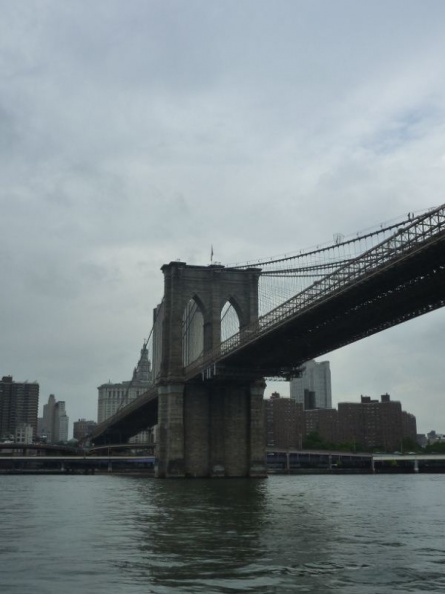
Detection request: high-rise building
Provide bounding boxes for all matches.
[97,341,153,443]
[338,394,408,452]
[290,360,332,409]
[40,394,69,443]
[0,376,39,440]
[402,412,417,443]
[41,394,56,442]
[54,401,69,443]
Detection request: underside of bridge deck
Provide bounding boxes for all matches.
[216,238,445,374]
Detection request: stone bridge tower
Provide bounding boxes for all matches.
[156,261,266,478]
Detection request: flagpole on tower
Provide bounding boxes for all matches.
[211,245,214,263]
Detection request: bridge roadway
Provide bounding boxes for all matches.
[91,212,445,446]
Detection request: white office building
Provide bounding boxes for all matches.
[290,359,332,409]
[15,423,34,444]
[40,394,69,443]
[54,401,69,443]
[97,341,153,444]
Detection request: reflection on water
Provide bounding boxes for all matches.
[1,474,445,593]
[132,480,269,592]
[117,477,340,593]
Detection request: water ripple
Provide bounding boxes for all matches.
[1,474,445,593]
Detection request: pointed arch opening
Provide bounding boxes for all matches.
[182,298,204,366]
[221,300,241,343]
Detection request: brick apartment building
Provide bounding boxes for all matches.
[305,408,338,443]
[265,392,304,449]
[73,418,97,441]
[338,394,410,451]
[265,392,417,452]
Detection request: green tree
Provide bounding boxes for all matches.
[401,437,422,453]
[302,431,325,450]
[425,441,445,453]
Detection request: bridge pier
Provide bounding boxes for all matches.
[156,380,267,478]
[249,381,269,477]
[156,384,186,477]
[154,261,266,478]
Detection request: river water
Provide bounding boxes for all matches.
[1,473,444,593]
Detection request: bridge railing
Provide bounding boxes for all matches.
[185,203,445,379]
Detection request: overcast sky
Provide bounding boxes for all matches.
[1,1,445,435]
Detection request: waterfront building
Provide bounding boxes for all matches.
[265,392,304,449]
[402,412,417,443]
[290,360,332,409]
[97,341,153,443]
[426,430,445,445]
[73,418,97,441]
[0,376,39,440]
[337,394,414,452]
[15,423,34,444]
[304,408,338,443]
[267,388,417,453]
[417,433,428,447]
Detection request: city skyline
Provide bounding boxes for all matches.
[1,2,445,433]
[31,354,437,438]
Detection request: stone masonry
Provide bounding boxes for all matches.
[155,262,266,478]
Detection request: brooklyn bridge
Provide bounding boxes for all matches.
[89,204,445,478]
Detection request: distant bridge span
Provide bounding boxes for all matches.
[0,443,80,455]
